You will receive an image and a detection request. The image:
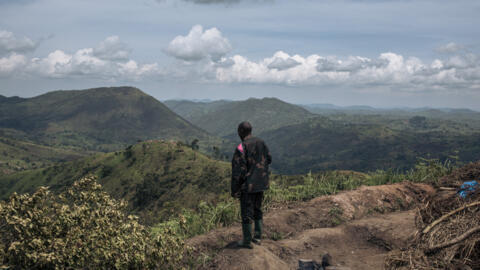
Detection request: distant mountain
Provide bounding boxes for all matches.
[0,140,231,225]
[302,104,377,111]
[0,95,25,104]
[166,97,315,137]
[164,99,233,121]
[300,103,341,110]
[0,87,212,152]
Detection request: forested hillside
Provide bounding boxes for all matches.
[260,117,480,174]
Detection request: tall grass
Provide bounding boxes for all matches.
[152,158,458,239]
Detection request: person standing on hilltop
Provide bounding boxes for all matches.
[231,121,272,249]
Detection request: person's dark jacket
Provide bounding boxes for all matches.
[231,136,272,196]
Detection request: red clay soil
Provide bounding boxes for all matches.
[187,182,436,270]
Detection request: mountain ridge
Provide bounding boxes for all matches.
[0,86,214,152]
[166,97,315,137]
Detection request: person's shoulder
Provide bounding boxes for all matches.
[251,136,266,144]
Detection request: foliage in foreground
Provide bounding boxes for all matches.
[0,177,185,269]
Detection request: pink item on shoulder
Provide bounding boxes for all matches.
[237,143,244,153]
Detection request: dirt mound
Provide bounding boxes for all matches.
[438,161,480,187]
[386,163,480,269]
[187,182,435,269]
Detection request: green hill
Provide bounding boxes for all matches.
[259,117,480,174]
[0,140,230,224]
[0,87,213,152]
[165,98,315,137]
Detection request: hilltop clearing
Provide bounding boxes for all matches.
[188,182,435,269]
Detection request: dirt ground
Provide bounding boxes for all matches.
[188,182,436,270]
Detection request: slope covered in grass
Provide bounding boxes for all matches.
[0,135,88,174]
[0,140,230,224]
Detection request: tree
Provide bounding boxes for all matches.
[0,177,186,269]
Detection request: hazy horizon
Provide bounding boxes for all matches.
[2,86,479,112]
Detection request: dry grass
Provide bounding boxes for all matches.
[385,189,479,270]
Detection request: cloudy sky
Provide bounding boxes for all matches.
[1,0,480,109]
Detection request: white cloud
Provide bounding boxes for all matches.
[165,25,232,62]
[0,30,38,55]
[118,60,159,80]
[0,30,37,55]
[2,28,479,94]
[267,51,301,70]
[316,55,387,73]
[214,50,480,91]
[26,37,158,80]
[216,52,323,84]
[28,49,112,78]
[0,53,27,76]
[28,50,73,77]
[437,42,463,54]
[93,36,131,61]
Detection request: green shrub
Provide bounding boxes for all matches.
[0,176,185,269]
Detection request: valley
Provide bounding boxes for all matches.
[1,86,480,269]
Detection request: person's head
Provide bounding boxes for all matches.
[237,121,252,140]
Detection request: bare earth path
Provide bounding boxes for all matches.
[188,182,436,270]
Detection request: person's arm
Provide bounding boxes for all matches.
[265,142,272,165]
[231,148,247,198]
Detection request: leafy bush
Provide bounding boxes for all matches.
[0,177,185,269]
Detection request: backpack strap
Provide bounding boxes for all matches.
[237,143,244,154]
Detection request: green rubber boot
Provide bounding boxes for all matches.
[237,223,253,249]
[252,219,262,245]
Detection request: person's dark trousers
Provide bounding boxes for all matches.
[240,192,264,244]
